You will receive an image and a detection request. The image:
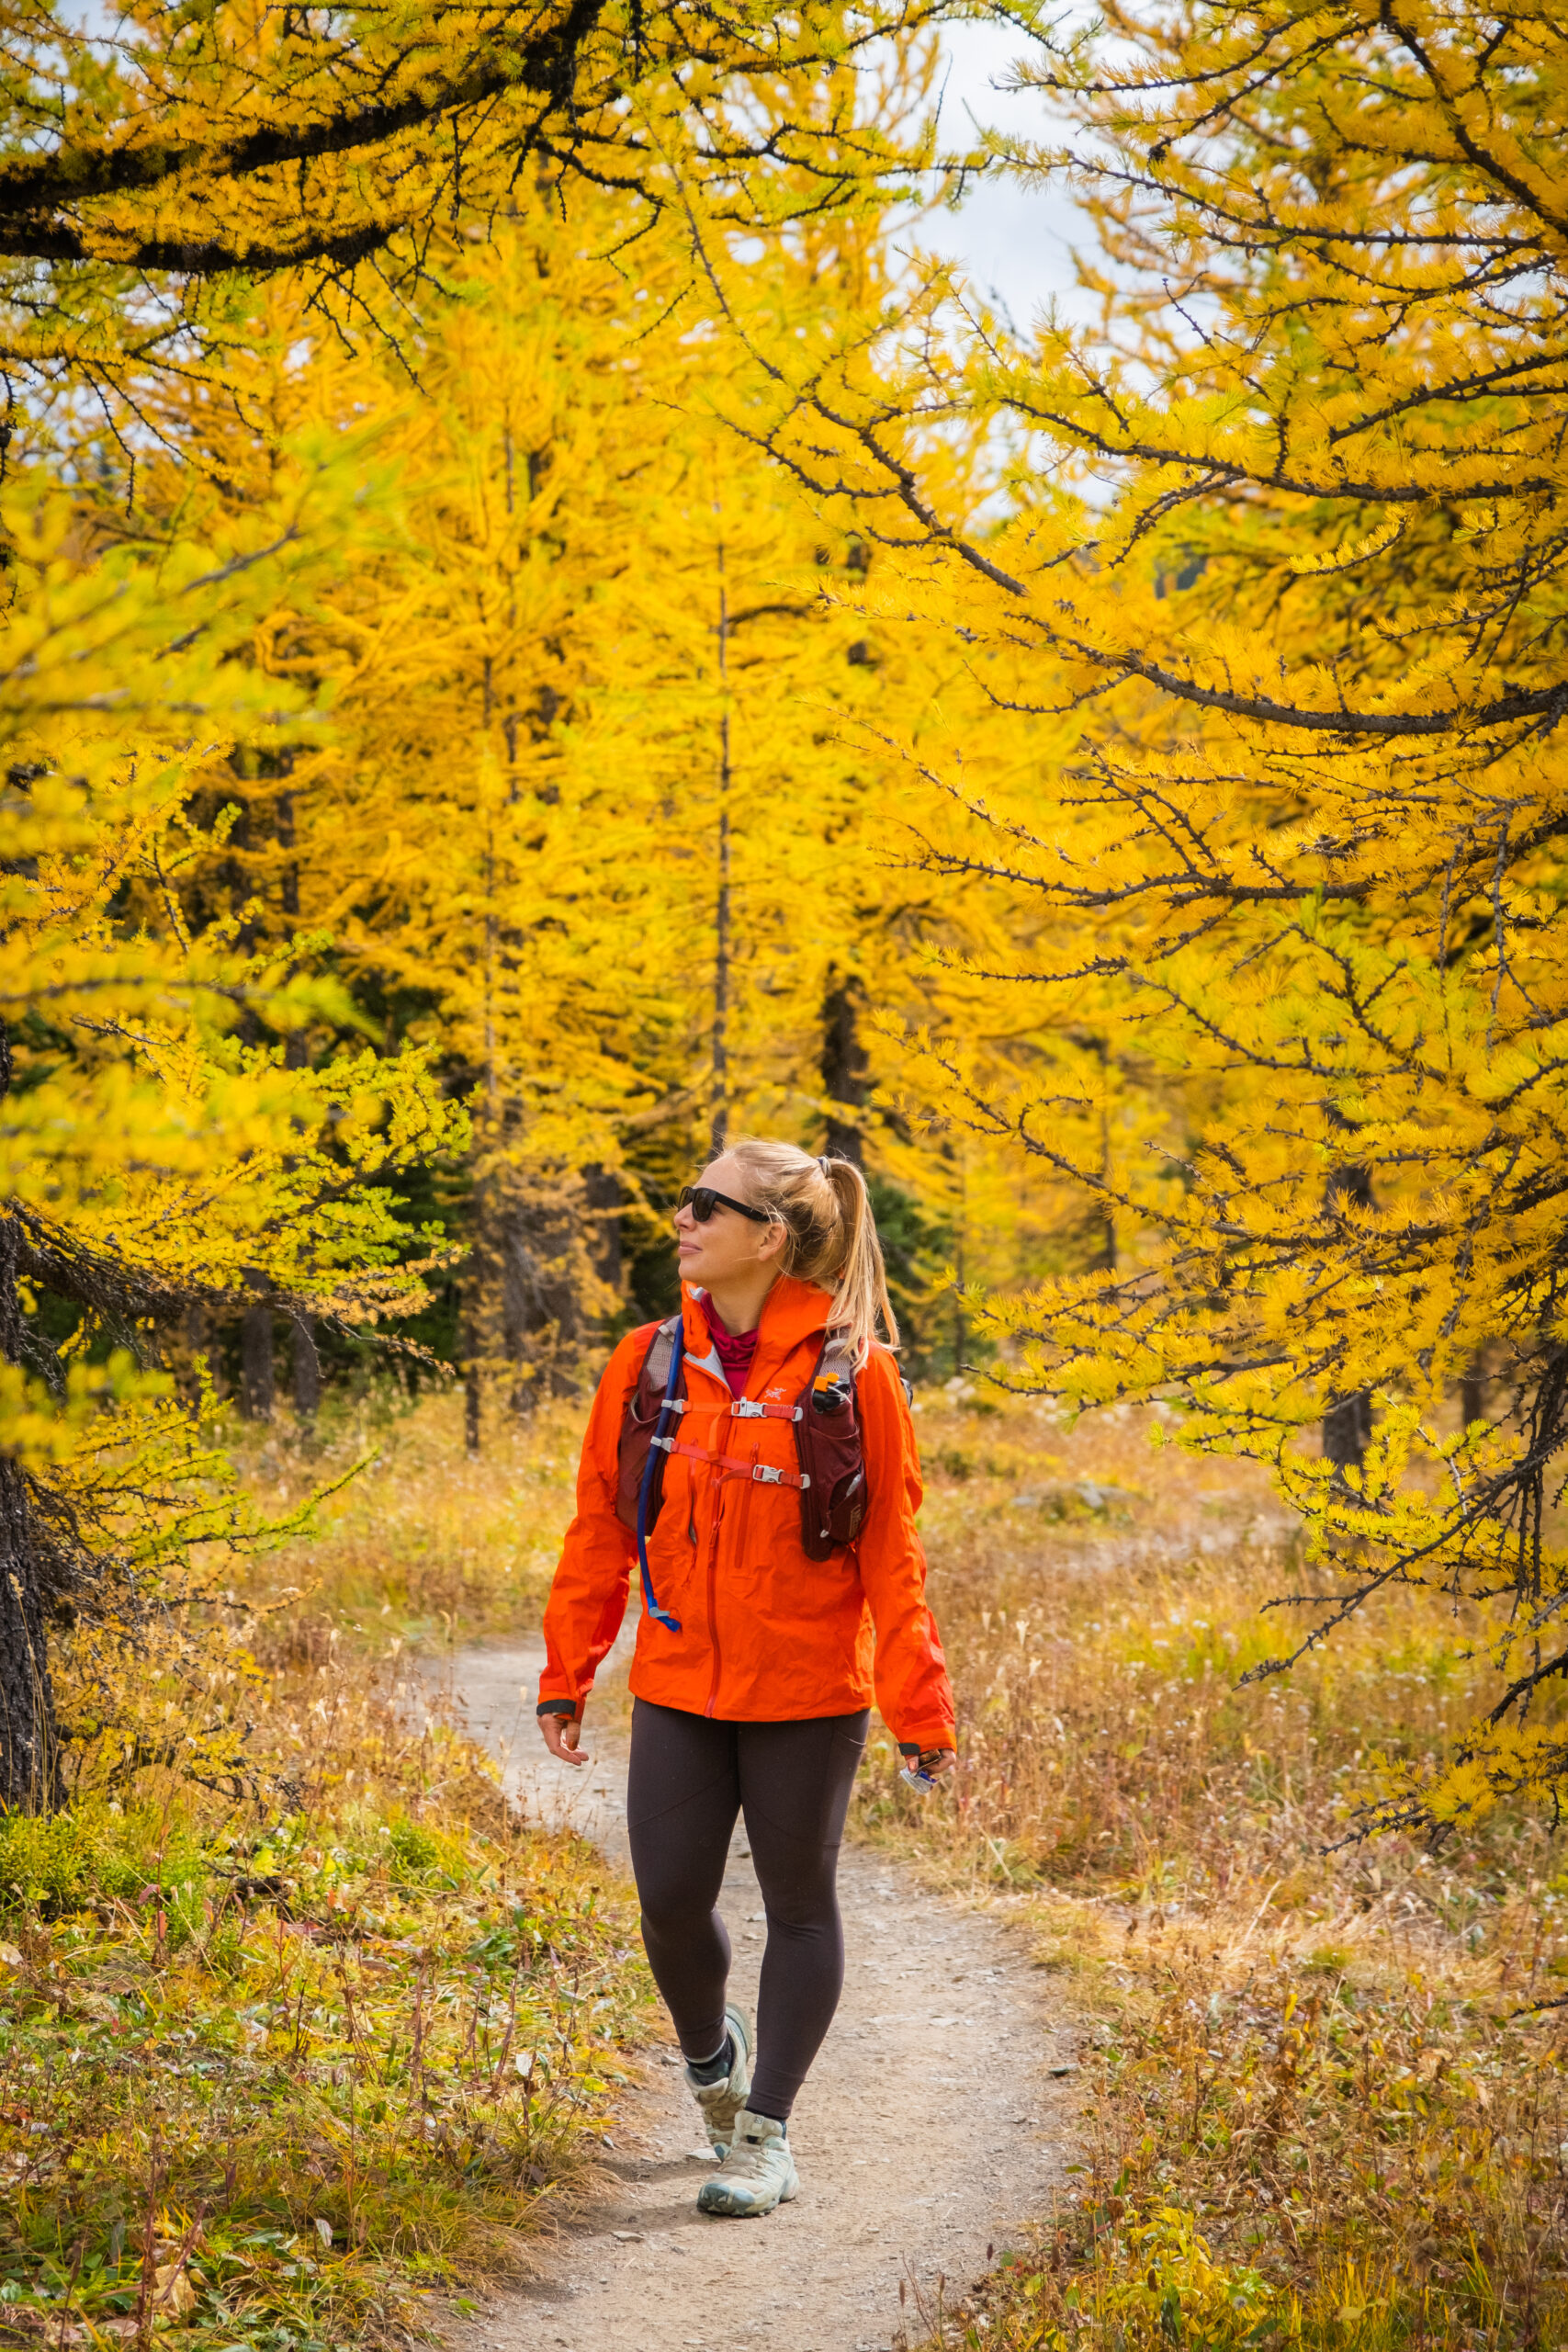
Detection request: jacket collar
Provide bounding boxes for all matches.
[681,1275,830,1398]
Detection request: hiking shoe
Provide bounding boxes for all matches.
[696,2109,799,2218]
[684,2004,752,2159]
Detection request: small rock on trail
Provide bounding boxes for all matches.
[430,1645,1076,2352]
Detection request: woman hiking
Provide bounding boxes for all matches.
[536,1138,956,2219]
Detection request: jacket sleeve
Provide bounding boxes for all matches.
[854,1349,956,1751]
[537,1327,649,1716]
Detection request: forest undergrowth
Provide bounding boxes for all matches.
[245,1377,1568,2347]
[17,1380,1561,2352]
[860,1396,1568,2352]
[0,1408,651,2352]
[240,1377,1568,2348]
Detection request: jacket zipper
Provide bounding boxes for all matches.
[705,1504,722,1717]
[704,1386,739,1718]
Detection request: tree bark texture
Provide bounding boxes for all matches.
[0,1207,59,1810]
[292,1316,321,1420]
[1461,1359,1486,1433]
[1323,1159,1374,1473]
[820,971,868,1165]
[502,1193,588,1408]
[241,1303,275,1419]
[584,1164,624,1295]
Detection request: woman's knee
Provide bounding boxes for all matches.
[636,1873,722,1934]
[758,1880,840,1939]
[750,1847,839,1928]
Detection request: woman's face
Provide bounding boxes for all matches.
[674,1153,786,1289]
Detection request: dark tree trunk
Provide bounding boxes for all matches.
[1323,1390,1373,1471]
[0,1030,59,1808]
[0,1442,54,1812]
[502,1195,584,1409]
[1323,1158,1375,1474]
[459,1277,483,1456]
[820,971,869,1165]
[240,1304,275,1420]
[584,1164,624,1295]
[1461,1359,1486,1432]
[291,1316,321,1421]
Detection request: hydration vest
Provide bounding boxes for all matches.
[615,1313,868,1573]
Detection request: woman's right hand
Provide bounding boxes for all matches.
[538,1711,591,1767]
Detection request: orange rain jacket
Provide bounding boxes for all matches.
[538,1274,955,1748]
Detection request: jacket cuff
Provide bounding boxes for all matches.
[536,1698,581,1720]
[897,1726,955,1754]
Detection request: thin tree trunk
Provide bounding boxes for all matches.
[0,1028,58,1809]
[711,544,730,1160]
[292,1317,321,1421]
[1323,1156,1374,1474]
[1461,1358,1486,1432]
[821,971,868,1165]
[584,1164,623,1295]
[1323,1389,1373,1470]
[460,1271,483,1456]
[240,1304,275,1420]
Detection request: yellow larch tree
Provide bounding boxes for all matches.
[110,74,994,1414]
[0,0,979,1790]
[737,0,1568,1830]
[0,449,468,1805]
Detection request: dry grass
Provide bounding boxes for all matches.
[868,1385,1568,2352]
[0,1399,653,2352]
[233,1386,585,1645]
[73,1375,1568,2352]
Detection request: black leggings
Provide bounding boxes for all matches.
[626,1697,868,2123]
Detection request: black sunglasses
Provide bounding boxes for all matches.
[677,1184,775,1226]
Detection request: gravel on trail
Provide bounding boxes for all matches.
[428,1644,1077,2352]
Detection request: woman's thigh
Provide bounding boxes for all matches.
[735,1711,869,1913]
[626,1699,741,1913]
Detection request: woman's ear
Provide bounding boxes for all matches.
[756,1216,788,1267]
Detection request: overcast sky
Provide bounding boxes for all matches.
[912,19,1095,340]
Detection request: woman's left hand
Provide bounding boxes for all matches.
[903,1746,956,1785]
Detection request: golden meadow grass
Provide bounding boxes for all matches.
[249,1378,1568,2346]
[0,1400,651,2352]
[8,1376,1564,2351]
[863,1387,1568,2352]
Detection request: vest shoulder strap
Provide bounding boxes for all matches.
[638,1311,684,1402]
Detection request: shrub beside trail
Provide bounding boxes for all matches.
[859,1390,1568,2352]
[0,1482,651,2351]
[214,1382,1568,2349]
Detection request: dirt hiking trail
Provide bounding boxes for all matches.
[431,1645,1077,2352]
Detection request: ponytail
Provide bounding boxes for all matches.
[724,1136,899,1367]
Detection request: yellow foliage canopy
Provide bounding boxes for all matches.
[733,0,1568,1830]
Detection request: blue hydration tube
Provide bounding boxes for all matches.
[636,1319,684,1632]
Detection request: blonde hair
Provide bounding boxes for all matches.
[725,1136,898,1369]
